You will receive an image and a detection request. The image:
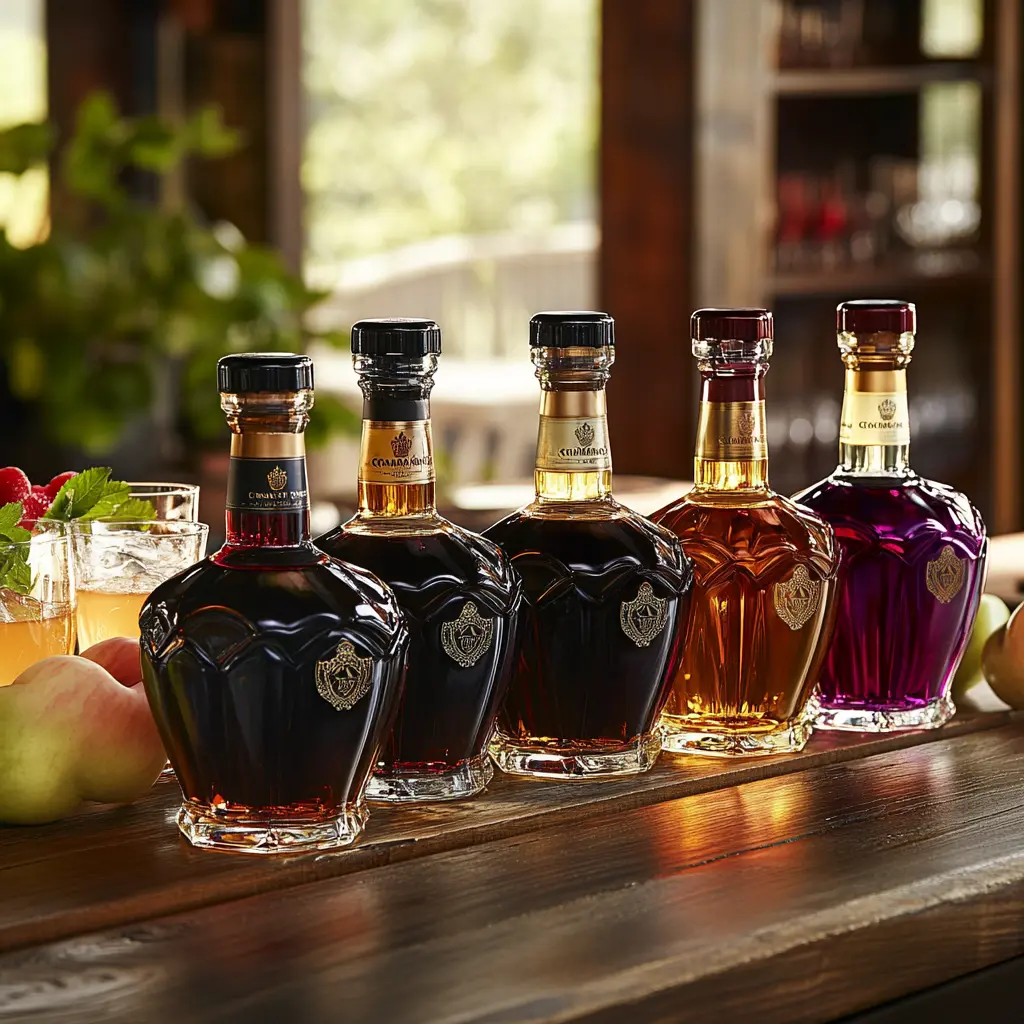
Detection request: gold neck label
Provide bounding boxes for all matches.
[231,432,304,458]
[359,420,435,485]
[695,401,768,461]
[536,414,612,473]
[840,370,909,447]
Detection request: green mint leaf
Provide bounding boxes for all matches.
[0,543,32,596]
[99,497,157,522]
[0,502,22,537]
[77,481,131,521]
[6,525,31,543]
[43,467,112,521]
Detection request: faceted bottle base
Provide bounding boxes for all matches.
[489,730,662,780]
[814,694,955,733]
[177,798,368,855]
[366,754,494,803]
[660,703,816,758]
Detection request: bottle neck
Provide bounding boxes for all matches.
[693,371,769,491]
[838,367,912,477]
[357,413,436,517]
[225,431,311,548]
[534,388,612,501]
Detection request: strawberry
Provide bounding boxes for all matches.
[19,490,52,526]
[45,471,76,500]
[0,467,31,506]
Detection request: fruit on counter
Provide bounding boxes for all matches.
[982,602,1024,709]
[0,639,167,825]
[951,593,1011,702]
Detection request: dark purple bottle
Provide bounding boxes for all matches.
[795,300,987,731]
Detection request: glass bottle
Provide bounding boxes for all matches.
[318,318,523,802]
[140,354,409,853]
[795,300,987,730]
[485,311,694,779]
[652,308,839,756]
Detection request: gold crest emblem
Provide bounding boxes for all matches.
[773,565,822,630]
[878,398,897,421]
[315,640,373,711]
[267,465,288,491]
[574,421,595,447]
[441,602,494,668]
[737,411,756,436]
[926,545,966,604]
[620,582,669,648]
[391,431,413,458]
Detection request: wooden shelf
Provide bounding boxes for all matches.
[768,251,989,297]
[772,62,991,96]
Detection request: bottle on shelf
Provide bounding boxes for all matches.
[485,311,694,780]
[140,353,409,853]
[652,308,839,756]
[795,300,987,731]
[318,318,523,802]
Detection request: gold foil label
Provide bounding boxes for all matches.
[840,370,910,446]
[231,433,304,458]
[315,640,373,711]
[441,602,495,667]
[695,401,768,461]
[619,582,669,648]
[536,415,612,473]
[773,566,822,630]
[926,545,966,604]
[359,420,435,485]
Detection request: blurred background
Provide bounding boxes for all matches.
[0,0,1020,537]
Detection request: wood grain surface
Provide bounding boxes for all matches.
[0,714,1007,957]
[2,722,1024,1023]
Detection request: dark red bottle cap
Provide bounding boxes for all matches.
[691,308,773,342]
[837,300,916,335]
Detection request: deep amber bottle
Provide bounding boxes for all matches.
[485,311,693,779]
[318,319,523,802]
[140,354,408,853]
[652,309,839,756]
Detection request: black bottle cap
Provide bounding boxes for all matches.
[837,299,916,335]
[530,310,615,348]
[351,318,442,356]
[217,353,313,393]
[691,308,773,342]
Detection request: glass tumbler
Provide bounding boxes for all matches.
[128,483,200,523]
[0,521,76,686]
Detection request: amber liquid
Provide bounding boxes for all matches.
[77,588,147,650]
[0,611,75,686]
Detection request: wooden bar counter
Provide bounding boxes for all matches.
[2,713,1024,1022]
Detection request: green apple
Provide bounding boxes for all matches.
[952,593,1010,701]
[982,602,1024,710]
[0,647,166,824]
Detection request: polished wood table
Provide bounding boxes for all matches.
[2,713,1024,1022]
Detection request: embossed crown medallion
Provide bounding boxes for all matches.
[574,421,595,447]
[878,398,897,422]
[391,431,413,458]
[267,465,288,491]
[773,565,822,630]
[737,411,756,436]
[620,582,669,648]
[441,601,495,668]
[926,545,966,604]
[315,639,373,711]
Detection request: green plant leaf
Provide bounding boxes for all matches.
[0,122,55,175]
[77,481,130,520]
[0,502,23,537]
[0,550,32,596]
[43,467,112,521]
[100,497,156,522]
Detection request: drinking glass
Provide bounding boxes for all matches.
[0,522,76,687]
[128,483,200,523]
[72,520,209,650]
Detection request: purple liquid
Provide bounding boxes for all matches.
[795,474,987,713]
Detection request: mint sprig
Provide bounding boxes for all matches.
[0,501,33,596]
[42,468,155,523]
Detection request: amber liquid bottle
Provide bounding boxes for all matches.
[652,309,839,756]
[318,319,523,802]
[141,354,408,853]
[485,311,693,779]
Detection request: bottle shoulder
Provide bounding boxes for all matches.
[652,489,838,577]
[485,499,692,587]
[795,473,987,542]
